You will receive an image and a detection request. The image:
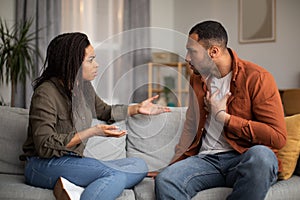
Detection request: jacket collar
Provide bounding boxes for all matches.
[198,48,241,89]
[228,48,241,83]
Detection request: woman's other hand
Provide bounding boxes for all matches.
[94,124,127,137]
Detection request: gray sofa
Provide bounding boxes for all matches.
[1,105,300,200]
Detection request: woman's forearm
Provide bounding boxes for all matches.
[66,126,97,148]
[127,104,141,116]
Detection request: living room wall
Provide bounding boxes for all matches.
[151,0,300,89]
[1,0,299,105]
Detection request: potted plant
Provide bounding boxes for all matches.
[0,18,42,107]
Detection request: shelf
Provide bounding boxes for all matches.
[152,89,189,93]
[148,62,191,106]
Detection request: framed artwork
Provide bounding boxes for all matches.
[239,0,276,43]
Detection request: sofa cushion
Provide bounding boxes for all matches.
[134,177,155,200]
[116,189,136,200]
[278,114,300,180]
[126,107,186,172]
[134,175,300,200]
[0,174,55,200]
[83,119,127,160]
[0,106,29,175]
[191,176,300,200]
[0,174,134,200]
[264,175,300,200]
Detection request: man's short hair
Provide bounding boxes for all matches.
[189,20,228,49]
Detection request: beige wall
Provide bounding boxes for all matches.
[151,0,300,89]
[1,0,299,105]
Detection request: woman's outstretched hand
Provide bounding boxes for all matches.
[128,95,171,116]
[138,95,171,115]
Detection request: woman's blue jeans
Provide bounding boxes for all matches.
[155,145,278,200]
[24,155,148,200]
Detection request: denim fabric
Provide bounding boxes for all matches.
[155,145,278,200]
[24,156,148,200]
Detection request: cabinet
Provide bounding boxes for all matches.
[148,62,191,106]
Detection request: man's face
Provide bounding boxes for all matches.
[185,33,219,77]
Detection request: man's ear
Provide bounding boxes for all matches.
[209,46,219,58]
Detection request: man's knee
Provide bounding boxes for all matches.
[155,169,171,188]
[247,145,277,164]
[243,145,278,176]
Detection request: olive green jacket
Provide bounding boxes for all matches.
[20,77,128,160]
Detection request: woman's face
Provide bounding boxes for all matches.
[82,45,99,81]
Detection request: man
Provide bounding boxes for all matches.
[155,20,287,200]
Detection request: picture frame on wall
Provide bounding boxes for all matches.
[239,0,276,43]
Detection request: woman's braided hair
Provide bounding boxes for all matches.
[33,32,90,99]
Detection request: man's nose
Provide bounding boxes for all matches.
[185,53,190,63]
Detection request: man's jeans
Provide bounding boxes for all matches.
[25,155,148,200]
[155,145,278,200]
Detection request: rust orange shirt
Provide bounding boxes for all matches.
[172,49,287,171]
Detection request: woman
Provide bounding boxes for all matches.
[20,32,170,200]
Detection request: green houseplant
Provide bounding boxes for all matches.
[0,18,42,107]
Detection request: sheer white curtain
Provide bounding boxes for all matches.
[61,0,150,104]
[13,0,150,107]
[15,0,61,108]
[62,0,125,104]
[122,0,151,103]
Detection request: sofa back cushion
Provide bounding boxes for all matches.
[0,106,127,175]
[0,106,29,175]
[126,107,187,171]
[83,119,127,160]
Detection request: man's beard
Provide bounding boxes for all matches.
[192,54,221,78]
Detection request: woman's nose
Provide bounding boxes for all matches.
[95,61,99,68]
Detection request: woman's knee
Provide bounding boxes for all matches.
[131,157,148,172]
[81,171,127,200]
